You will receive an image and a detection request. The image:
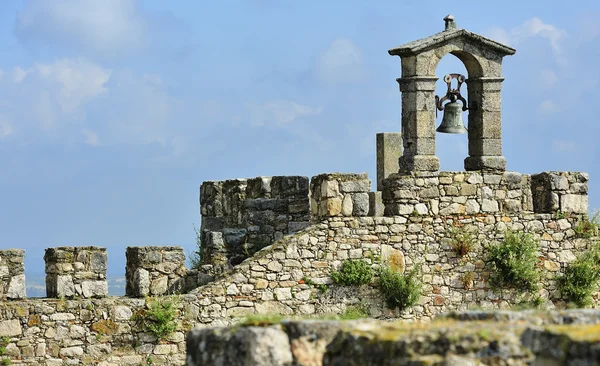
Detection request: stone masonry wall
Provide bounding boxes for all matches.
[125,246,188,297]
[200,176,310,269]
[44,247,108,299]
[0,211,597,365]
[309,173,371,219]
[0,249,25,300]
[382,171,588,216]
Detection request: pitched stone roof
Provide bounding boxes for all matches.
[388,28,516,57]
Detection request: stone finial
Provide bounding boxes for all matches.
[444,14,456,31]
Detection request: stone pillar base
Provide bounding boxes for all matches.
[464,156,506,171]
[399,155,439,173]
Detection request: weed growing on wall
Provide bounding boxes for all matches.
[378,266,421,312]
[188,226,204,269]
[558,247,600,307]
[132,298,179,342]
[574,213,600,239]
[331,259,374,286]
[460,271,476,289]
[449,227,476,257]
[487,231,540,292]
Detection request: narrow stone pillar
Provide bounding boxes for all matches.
[125,246,188,297]
[464,77,506,171]
[0,249,26,299]
[376,133,402,191]
[45,246,108,298]
[310,173,371,220]
[397,76,440,173]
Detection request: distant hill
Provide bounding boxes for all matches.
[24,273,126,298]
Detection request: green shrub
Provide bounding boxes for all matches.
[574,214,600,239]
[449,227,476,257]
[558,248,600,307]
[487,231,541,292]
[378,266,421,312]
[331,260,374,286]
[132,298,179,342]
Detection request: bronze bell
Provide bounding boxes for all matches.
[435,73,469,134]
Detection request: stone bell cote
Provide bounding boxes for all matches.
[388,15,516,174]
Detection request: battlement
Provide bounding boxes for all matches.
[197,169,589,270]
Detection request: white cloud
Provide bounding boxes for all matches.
[486,18,567,64]
[81,129,99,146]
[0,59,111,131]
[539,100,556,113]
[246,101,322,127]
[317,38,364,84]
[0,59,176,147]
[15,0,146,56]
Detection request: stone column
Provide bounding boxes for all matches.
[376,133,402,191]
[464,77,506,171]
[0,249,26,299]
[310,173,371,220]
[45,246,108,298]
[397,76,440,173]
[125,246,188,297]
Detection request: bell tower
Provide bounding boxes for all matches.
[388,15,516,173]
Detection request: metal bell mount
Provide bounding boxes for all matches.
[435,73,469,134]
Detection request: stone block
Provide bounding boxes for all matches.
[561,195,588,214]
[352,193,370,216]
[464,156,506,171]
[468,138,502,156]
[376,133,402,191]
[399,155,440,173]
[368,191,384,217]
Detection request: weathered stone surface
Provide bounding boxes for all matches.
[186,326,293,366]
[0,319,22,337]
[561,194,588,214]
[376,133,402,191]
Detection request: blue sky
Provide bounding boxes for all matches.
[1,1,599,293]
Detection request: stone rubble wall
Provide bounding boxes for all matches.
[200,176,310,269]
[44,247,108,299]
[382,170,588,216]
[125,246,188,297]
[0,211,597,365]
[531,171,589,213]
[309,173,371,219]
[0,249,25,300]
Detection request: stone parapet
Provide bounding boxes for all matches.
[531,171,589,214]
[382,170,533,216]
[309,173,371,219]
[0,249,25,299]
[125,246,188,297]
[44,246,107,298]
[200,176,310,267]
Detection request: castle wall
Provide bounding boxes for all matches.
[0,210,595,365]
[0,211,595,365]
